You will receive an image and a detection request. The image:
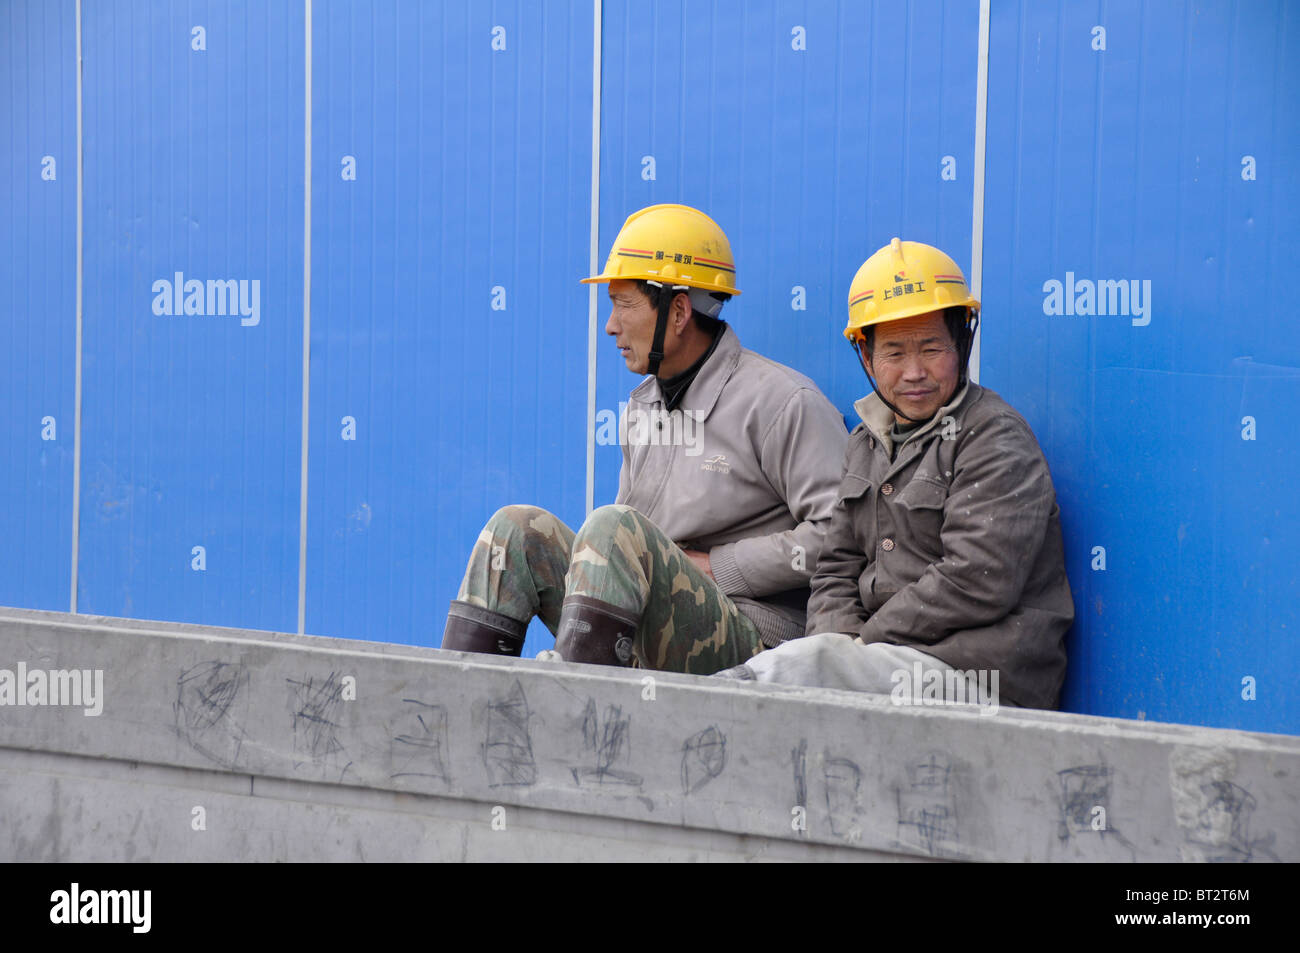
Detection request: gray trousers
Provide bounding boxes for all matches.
[727,633,1013,714]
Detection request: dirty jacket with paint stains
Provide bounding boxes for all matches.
[616,324,849,647]
[805,383,1073,709]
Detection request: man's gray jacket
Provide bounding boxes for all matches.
[616,324,848,646]
[805,382,1073,709]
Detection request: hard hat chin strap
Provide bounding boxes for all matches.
[956,312,979,388]
[645,281,688,377]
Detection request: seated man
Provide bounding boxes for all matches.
[440,204,848,674]
[720,238,1073,710]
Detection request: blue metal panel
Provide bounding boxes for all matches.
[307,1,592,650]
[77,0,304,630]
[982,0,1299,733]
[0,0,77,611]
[595,0,979,504]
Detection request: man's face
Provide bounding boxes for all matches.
[605,279,659,374]
[860,310,961,424]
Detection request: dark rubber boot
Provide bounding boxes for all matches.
[441,600,526,656]
[554,595,639,666]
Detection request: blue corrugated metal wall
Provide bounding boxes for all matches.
[2,0,1295,734]
[1,0,77,614]
[307,1,591,652]
[981,0,1299,730]
[77,0,304,632]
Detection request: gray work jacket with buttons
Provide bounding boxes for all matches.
[616,323,849,647]
[805,382,1074,709]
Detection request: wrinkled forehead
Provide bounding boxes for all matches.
[608,278,646,302]
[873,311,952,347]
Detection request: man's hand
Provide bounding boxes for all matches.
[682,549,714,581]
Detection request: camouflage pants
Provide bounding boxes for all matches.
[456,504,764,674]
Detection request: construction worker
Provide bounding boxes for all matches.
[717,239,1074,710]
[440,204,848,673]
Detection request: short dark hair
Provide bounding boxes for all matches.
[636,279,728,337]
[862,306,971,357]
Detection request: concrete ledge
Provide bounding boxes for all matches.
[1,607,1296,861]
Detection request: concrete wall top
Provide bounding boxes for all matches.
[2,608,1295,862]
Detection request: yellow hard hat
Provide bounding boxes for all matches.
[844,238,978,344]
[582,204,742,296]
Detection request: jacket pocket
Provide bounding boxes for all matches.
[894,477,946,511]
[892,477,947,560]
[836,472,872,503]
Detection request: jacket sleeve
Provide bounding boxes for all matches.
[708,387,848,598]
[859,412,1057,645]
[804,438,873,635]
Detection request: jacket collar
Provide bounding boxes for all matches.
[629,323,740,421]
[854,382,977,458]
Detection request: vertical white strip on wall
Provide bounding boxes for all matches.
[298,0,313,634]
[585,0,602,517]
[969,0,991,383]
[70,0,84,613]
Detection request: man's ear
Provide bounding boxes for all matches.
[673,291,693,334]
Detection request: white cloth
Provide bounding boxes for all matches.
[737,633,1011,713]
